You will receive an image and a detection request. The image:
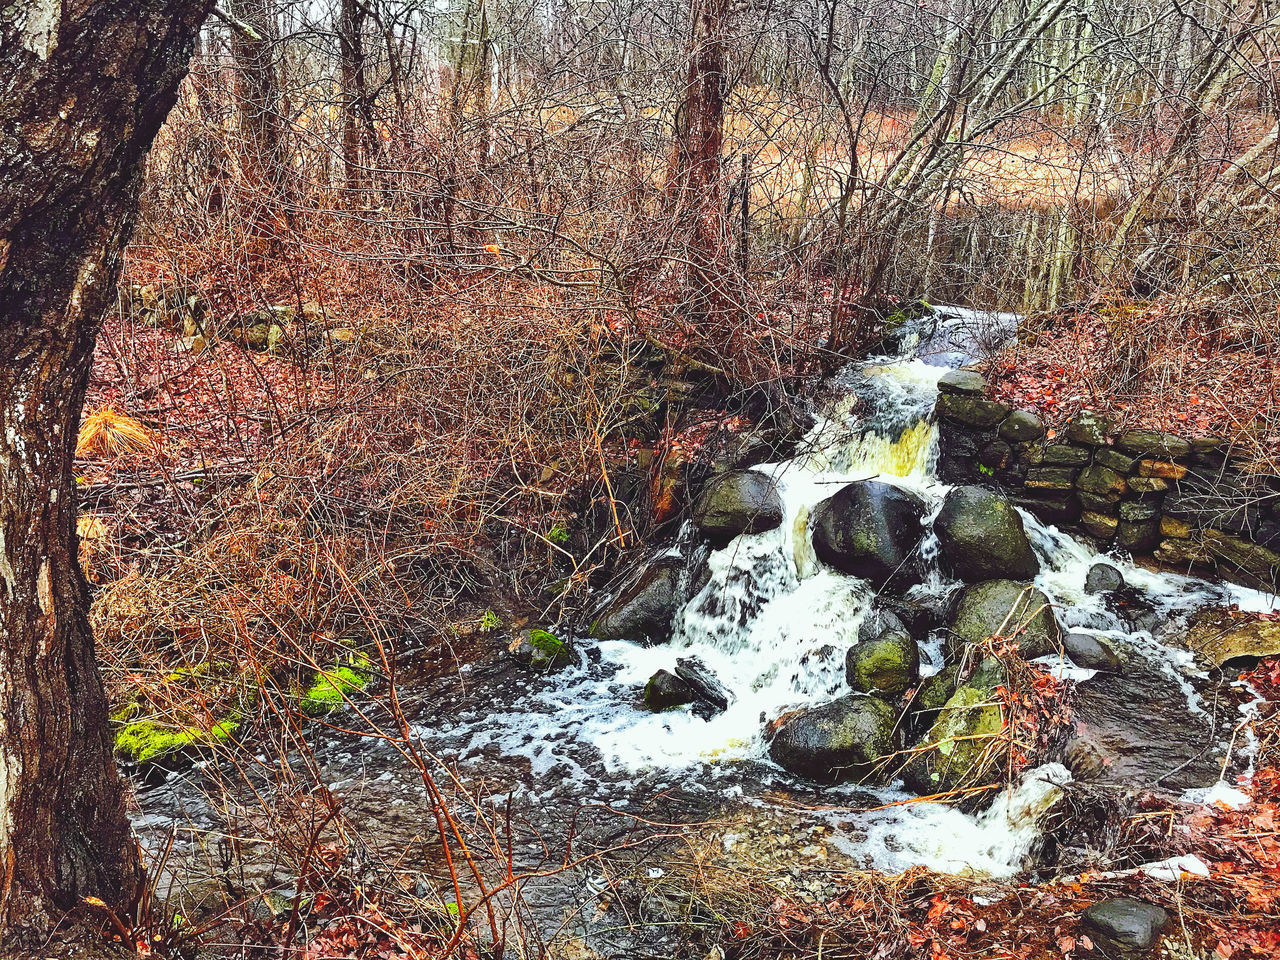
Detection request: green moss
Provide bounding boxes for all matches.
[114,715,239,765]
[547,523,570,544]
[299,658,370,717]
[527,629,563,655]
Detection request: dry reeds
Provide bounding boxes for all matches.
[77,406,156,458]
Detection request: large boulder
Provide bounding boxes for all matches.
[846,627,919,698]
[934,486,1040,582]
[591,557,684,644]
[948,579,1061,659]
[769,695,898,783]
[810,481,926,587]
[903,677,1006,795]
[692,470,785,543]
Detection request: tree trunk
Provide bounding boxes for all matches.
[228,0,286,186]
[0,0,212,943]
[669,0,732,324]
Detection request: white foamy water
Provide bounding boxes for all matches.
[412,305,1279,878]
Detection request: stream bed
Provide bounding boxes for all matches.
[132,307,1278,952]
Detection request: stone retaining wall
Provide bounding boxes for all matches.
[933,370,1280,591]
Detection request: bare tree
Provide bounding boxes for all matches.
[0,0,212,942]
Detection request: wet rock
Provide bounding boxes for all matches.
[692,470,784,543]
[948,580,1061,659]
[591,557,683,644]
[934,486,1039,582]
[1026,466,1079,490]
[1066,411,1112,446]
[1035,444,1091,467]
[909,665,960,732]
[1118,501,1159,522]
[1077,464,1128,498]
[1116,431,1190,459]
[1063,631,1124,672]
[903,683,1005,795]
[1082,511,1119,539]
[1080,899,1168,958]
[846,627,919,698]
[674,656,732,716]
[1084,562,1125,594]
[509,628,574,671]
[1116,518,1160,553]
[643,670,695,710]
[1094,448,1136,474]
[810,481,926,588]
[1180,611,1280,667]
[937,369,987,395]
[768,694,898,784]
[1065,661,1224,790]
[999,409,1044,442]
[936,394,1010,428]
[1012,490,1081,524]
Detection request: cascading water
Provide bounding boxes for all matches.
[412,306,1279,880]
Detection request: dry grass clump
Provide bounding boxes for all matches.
[77,406,156,458]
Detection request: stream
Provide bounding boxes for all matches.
[133,306,1278,951]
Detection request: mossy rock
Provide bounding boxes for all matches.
[846,628,919,697]
[299,651,372,716]
[114,713,240,766]
[947,580,1060,659]
[509,627,574,672]
[903,684,1006,795]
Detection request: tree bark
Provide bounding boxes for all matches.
[228,0,286,185]
[669,0,733,324]
[0,0,213,943]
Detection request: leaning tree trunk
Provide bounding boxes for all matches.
[0,0,212,943]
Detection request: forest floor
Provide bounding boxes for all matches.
[78,257,1280,958]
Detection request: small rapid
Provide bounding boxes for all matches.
[413,306,1278,877]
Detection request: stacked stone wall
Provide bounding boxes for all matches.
[933,370,1280,591]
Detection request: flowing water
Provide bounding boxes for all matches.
[134,306,1278,942]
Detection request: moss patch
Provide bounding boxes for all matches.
[299,655,371,717]
[114,715,239,765]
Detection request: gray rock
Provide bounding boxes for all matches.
[948,579,1061,659]
[1118,500,1159,522]
[1063,632,1124,672]
[1084,562,1125,594]
[674,657,732,715]
[857,608,908,644]
[644,670,695,710]
[937,394,1011,428]
[999,409,1045,442]
[1094,448,1136,474]
[1116,430,1191,459]
[934,486,1040,583]
[1080,899,1168,957]
[937,369,987,396]
[909,665,960,733]
[1078,464,1128,497]
[692,470,784,542]
[846,628,919,697]
[810,481,926,588]
[1117,518,1160,552]
[1066,411,1112,446]
[902,681,1006,795]
[768,695,899,783]
[591,558,683,643]
[1037,444,1092,467]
